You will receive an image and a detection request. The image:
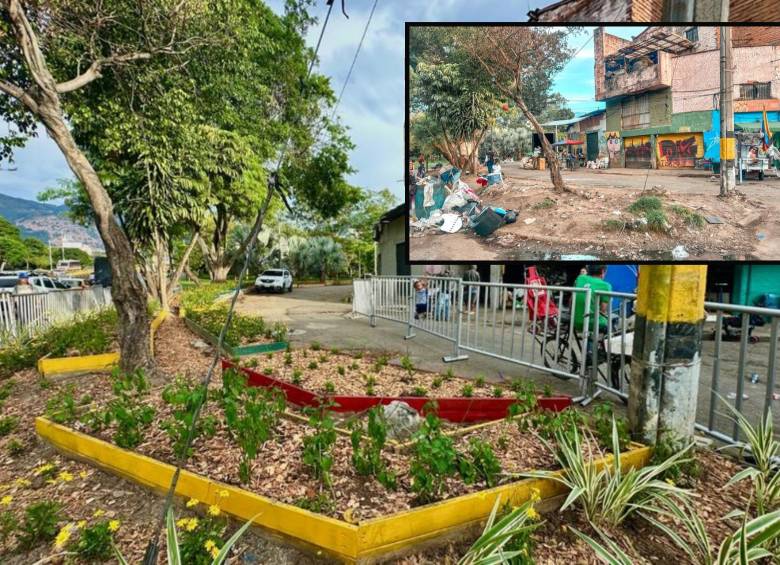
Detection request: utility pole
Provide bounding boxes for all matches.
[719,26,736,196]
[720,0,730,20]
[628,265,707,449]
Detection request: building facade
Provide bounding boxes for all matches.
[594,26,780,169]
[529,0,778,22]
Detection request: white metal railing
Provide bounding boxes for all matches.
[0,286,113,345]
[353,276,780,444]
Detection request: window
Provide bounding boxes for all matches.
[739,83,772,100]
[621,94,650,130]
[685,27,698,43]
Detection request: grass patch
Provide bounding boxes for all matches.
[603,219,627,231]
[646,209,669,232]
[180,280,251,312]
[186,305,286,348]
[0,309,118,379]
[670,205,705,228]
[532,197,556,210]
[627,195,663,214]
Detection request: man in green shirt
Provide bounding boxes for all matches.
[573,265,612,333]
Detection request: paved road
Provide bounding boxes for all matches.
[240,285,780,441]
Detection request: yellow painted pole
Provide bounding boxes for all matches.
[629,265,707,448]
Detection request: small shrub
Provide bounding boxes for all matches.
[308,361,318,370]
[533,197,556,210]
[79,393,93,405]
[365,384,375,396]
[284,352,293,366]
[6,437,24,456]
[400,355,415,378]
[73,520,115,561]
[353,351,363,360]
[646,209,669,232]
[310,342,321,351]
[373,355,389,372]
[466,438,502,487]
[0,415,18,437]
[497,434,509,451]
[603,218,627,231]
[46,384,78,424]
[324,381,336,394]
[461,384,474,398]
[543,385,553,398]
[330,347,340,355]
[176,512,229,565]
[475,375,486,387]
[318,354,328,364]
[337,365,346,376]
[444,368,455,380]
[302,406,338,488]
[263,366,274,375]
[265,352,274,360]
[234,387,286,483]
[670,204,705,229]
[432,377,443,389]
[349,407,396,490]
[410,386,427,397]
[349,362,359,371]
[628,195,663,214]
[410,411,458,503]
[161,376,217,458]
[19,501,63,548]
[291,369,303,385]
[492,386,503,398]
[0,380,14,403]
[295,494,335,514]
[0,509,17,546]
[245,358,258,368]
[592,403,630,453]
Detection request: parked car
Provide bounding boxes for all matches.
[0,276,18,294]
[56,277,85,289]
[254,269,293,293]
[29,275,67,293]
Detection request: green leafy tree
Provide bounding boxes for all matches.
[290,236,347,283]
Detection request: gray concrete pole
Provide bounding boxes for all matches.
[720,27,736,196]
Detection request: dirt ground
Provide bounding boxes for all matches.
[410,163,780,261]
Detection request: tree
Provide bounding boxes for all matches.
[0,0,216,372]
[290,236,346,283]
[456,27,580,192]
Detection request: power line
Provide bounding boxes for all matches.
[331,0,379,120]
[140,2,339,562]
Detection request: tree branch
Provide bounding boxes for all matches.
[56,52,154,93]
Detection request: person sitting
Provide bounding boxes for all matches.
[572,264,612,334]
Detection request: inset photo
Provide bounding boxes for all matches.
[407,25,780,262]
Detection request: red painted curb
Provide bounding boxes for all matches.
[222,360,572,422]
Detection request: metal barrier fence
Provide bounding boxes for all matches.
[353,276,780,444]
[0,286,113,344]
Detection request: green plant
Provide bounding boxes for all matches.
[308,361,318,370]
[349,407,396,490]
[543,385,553,398]
[508,381,538,421]
[114,506,255,565]
[45,384,78,424]
[294,494,335,515]
[458,496,539,565]
[80,393,93,405]
[234,388,285,484]
[0,510,17,546]
[628,195,662,214]
[373,355,389,372]
[497,434,509,451]
[310,342,321,351]
[444,368,455,381]
[0,380,14,403]
[651,436,702,487]
[330,347,340,355]
[523,419,692,528]
[18,500,63,548]
[410,386,427,397]
[284,352,293,366]
[6,437,24,456]
[432,377,443,389]
[670,204,705,228]
[475,375,486,387]
[400,355,415,379]
[245,358,258,368]
[532,197,556,210]
[492,387,503,398]
[318,354,328,364]
[461,384,474,398]
[466,438,502,487]
[302,406,338,489]
[337,365,345,376]
[263,366,274,375]
[161,376,217,458]
[353,351,363,360]
[410,410,459,503]
[724,403,780,514]
[591,403,630,453]
[291,369,303,386]
[365,384,375,396]
[646,209,669,232]
[73,520,115,561]
[324,381,336,394]
[349,362,359,371]
[603,218,627,231]
[0,415,18,437]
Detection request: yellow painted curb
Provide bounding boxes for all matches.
[38,309,169,377]
[36,416,652,563]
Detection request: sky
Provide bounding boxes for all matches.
[0,1,646,204]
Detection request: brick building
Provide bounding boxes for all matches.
[528,0,778,21]
[593,26,780,170]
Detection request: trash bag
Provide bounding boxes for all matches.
[442,191,468,211]
[503,210,518,224]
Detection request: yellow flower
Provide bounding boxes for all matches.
[58,471,74,482]
[210,546,219,559]
[526,506,540,521]
[0,495,12,506]
[208,504,221,517]
[186,498,199,508]
[34,463,55,476]
[14,478,31,487]
[185,518,199,532]
[77,520,87,529]
[54,523,73,548]
[204,539,217,551]
[530,487,541,502]
[176,518,189,528]
[108,520,121,532]
[218,489,229,499]
[93,509,106,518]
[79,471,88,479]
[665,478,676,486]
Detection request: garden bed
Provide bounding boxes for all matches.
[182,308,287,357]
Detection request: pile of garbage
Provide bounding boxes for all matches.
[410,165,516,237]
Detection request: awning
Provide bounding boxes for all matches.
[609,30,693,60]
[552,140,584,146]
[735,121,780,132]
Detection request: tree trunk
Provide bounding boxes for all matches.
[514,97,567,192]
[6,0,152,374]
[211,264,231,282]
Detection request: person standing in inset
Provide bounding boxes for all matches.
[573,265,612,334]
[462,265,480,314]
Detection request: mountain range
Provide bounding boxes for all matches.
[0,192,103,252]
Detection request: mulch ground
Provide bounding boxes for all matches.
[0,315,763,563]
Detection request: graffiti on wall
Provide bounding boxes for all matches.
[624,135,651,166]
[657,133,704,168]
[606,131,621,161]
